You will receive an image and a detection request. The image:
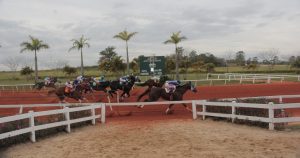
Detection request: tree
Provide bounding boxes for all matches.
[113,30,137,75]
[98,46,118,73]
[3,56,22,78]
[69,35,90,76]
[259,49,279,70]
[166,57,176,73]
[63,65,77,76]
[111,56,126,73]
[289,56,296,66]
[235,51,246,66]
[223,51,234,72]
[20,66,34,80]
[291,56,300,68]
[164,31,187,80]
[20,36,49,83]
[130,58,139,73]
[204,63,215,73]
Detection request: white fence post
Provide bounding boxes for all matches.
[267,76,271,84]
[202,100,206,120]
[101,104,106,123]
[192,100,197,119]
[268,102,274,130]
[91,105,96,125]
[231,101,236,123]
[64,107,71,133]
[206,73,209,80]
[19,105,23,114]
[240,76,243,84]
[28,110,36,142]
[279,96,283,104]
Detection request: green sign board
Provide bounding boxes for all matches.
[139,56,165,76]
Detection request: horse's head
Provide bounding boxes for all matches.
[159,75,171,84]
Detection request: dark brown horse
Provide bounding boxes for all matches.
[35,77,59,90]
[142,82,197,114]
[48,83,90,103]
[109,75,140,99]
[136,75,171,101]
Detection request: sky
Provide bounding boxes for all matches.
[0,0,300,70]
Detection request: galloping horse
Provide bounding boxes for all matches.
[35,77,59,90]
[48,87,84,103]
[136,75,171,101]
[109,75,140,99]
[142,82,197,114]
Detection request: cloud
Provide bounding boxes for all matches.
[0,0,300,71]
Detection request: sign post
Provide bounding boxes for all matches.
[139,56,165,76]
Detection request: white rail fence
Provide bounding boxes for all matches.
[192,100,300,130]
[0,104,106,142]
[1,98,300,143]
[208,73,300,83]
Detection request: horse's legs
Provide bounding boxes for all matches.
[137,88,150,101]
[166,104,175,114]
[182,103,192,112]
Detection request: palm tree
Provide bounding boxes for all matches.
[69,35,90,76]
[164,31,187,80]
[113,30,137,75]
[20,36,49,83]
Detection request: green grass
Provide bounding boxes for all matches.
[0,65,299,85]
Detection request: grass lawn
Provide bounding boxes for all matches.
[0,65,298,85]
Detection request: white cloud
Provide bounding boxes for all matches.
[0,0,300,70]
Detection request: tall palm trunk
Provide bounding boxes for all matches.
[126,40,129,75]
[34,49,38,83]
[80,48,84,76]
[175,44,179,80]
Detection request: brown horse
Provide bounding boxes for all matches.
[48,83,90,103]
[35,77,59,90]
[142,82,197,114]
[136,75,171,101]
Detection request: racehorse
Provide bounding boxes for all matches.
[48,86,87,103]
[141,81,197,114]
[109,75,141,99]
[34,77,59,90]
[136,75,171,101]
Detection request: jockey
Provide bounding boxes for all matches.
[73,75,83,87]
[65,81,73,93]
[99,75,105,82]
[164,80,181,93]
[119,75,129,85]
[44,77,51,85]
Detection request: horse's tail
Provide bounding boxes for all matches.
[47,89,56,96]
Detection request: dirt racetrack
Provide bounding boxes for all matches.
[1,119,300,158]
[1,83,300,158]
[1,82,300,119]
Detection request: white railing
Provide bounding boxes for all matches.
[220,94,300,103]
[0,84,35,91]
[208,73,300,82]
[191,100,300,130]
[0,104,106,142]
[1,99,300,143]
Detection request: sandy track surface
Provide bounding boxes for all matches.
[1,119,300,158]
